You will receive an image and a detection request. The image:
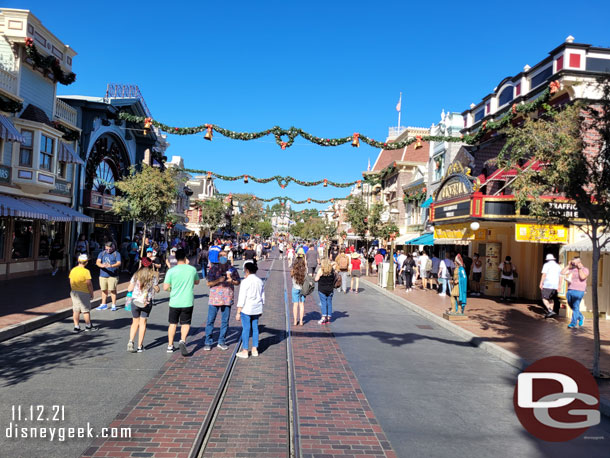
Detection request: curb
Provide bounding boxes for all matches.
[361,278,610,418]
[0,288,129,344]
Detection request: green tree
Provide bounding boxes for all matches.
[254,220,273,238]
[194,197,227,242]
[497,77,610,377]
[345,197,368,239]
[233,193,264,235]
[112,163,179,254]
[367,203,384,240]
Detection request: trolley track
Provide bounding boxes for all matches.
[188,255,300,458]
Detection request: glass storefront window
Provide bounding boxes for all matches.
[39,221,50,257]
[0,218,6,260]
[20,129,33,167]
[40,134,54,171]
[12,219,33,259]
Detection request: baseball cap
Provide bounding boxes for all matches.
[78,254,88,262]
[146,247,153,252]
[296,247,305,257]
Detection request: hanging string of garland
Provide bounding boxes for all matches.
[118,83,555,150]
[24,38,76,85]
[216,193,344,205]
[182,168,362,189]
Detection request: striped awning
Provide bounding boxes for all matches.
[19,198,71,222]
[40,200,94,223]
[58,142,84,165]
[0,115,25,143]
[0,194,48,219]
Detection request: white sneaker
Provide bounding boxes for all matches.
[438,293,446,297]
[318,317,326,324]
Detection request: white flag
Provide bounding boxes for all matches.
[396,94,402,112]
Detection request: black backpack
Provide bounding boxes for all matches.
[301,274,315,296]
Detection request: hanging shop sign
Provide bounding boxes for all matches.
[485,242,501,282]
[434,223,485,241]
[515,224,569,243]
[0,165,10,184]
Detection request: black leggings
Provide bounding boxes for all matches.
[403,271,412,289]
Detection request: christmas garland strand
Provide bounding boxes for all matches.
[182,168,362,189]
[24,38,76,86]
[216,193,344,205]
[118,83,555,150]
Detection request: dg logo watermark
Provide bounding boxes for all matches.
[513,356,600,441]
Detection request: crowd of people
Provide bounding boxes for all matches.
[67,232,591,360]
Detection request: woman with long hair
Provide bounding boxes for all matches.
[315,258,335,324]
[291,252,307,326]
[127,257,159,352]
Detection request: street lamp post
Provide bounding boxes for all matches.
[386,232,396,290]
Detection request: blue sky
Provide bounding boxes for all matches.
[11,0,610,210]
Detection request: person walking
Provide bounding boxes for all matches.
[562,256,589,328]
[203,250,241,351]
[163,249,200,356]
[74,233,90,266]
[448,254,468,314]
[306,242,319,275]
[127,257,159,352]
[349,252,362,293]
[374,250,384,285]
[471,253,483,296]
[429,252,440,291]
[235,261,264,359]
[95,242,121,311]
[498,255,517,301]
[315,259,335,324]
[419,250,431,290]
[335,247,350,294]
[540,253,561,318]
[69,254,97,333]
[291,252,307,326]
[438,254,450,297]
[286,243,295,267]
[49,236,64,276]
[400,253,416,292]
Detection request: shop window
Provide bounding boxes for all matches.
[12,219,33,259]
[474,109,484,122]
[39,221,50,257]
[0,218,6,260]
[19,129,33,167]
[40,134,54,171]
[2,139,11,166]
[498,86,513,107]
[433,154,445,181]
[58,161,67,179]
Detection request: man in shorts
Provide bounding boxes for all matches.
[96,241,121,311]
[418,250,430,290]
[540,253,561,318]
[163,249,200,356]
[69,254,98,332]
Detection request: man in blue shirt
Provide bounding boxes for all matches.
[208,241,222,265]
[96,242,121,311]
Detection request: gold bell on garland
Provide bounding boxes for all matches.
[352,133,360,147]
[414,135,423,149]
[323,179,328,187]
[244,175,249,183]
[356,180,362,189]
[307,198,311,203]
[204,124,213,141]
[207,171,212,179]
[143,117,152,135]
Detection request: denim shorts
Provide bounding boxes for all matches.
[291,287,305,303]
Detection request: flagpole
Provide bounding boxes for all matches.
[397,92,402,128]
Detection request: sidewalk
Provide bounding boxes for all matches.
[362,273,610,411]
[0,269,131,342]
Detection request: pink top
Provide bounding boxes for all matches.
[567,266,589,292]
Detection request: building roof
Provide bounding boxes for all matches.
[20,104,53,127]
[371,140,429,172]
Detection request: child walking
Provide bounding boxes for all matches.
[235,261,265,359]
[127,257,159,352]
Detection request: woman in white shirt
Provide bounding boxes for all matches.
[236,261,265,359]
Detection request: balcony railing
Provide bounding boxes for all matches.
[0,67,18,96]
[54,99,78,127]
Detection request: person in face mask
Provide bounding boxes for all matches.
[203,251,241,351]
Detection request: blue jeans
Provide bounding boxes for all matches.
[439,278,448,294]
[240,313,260,350]
[566,290,585,326]
[205,305,231,345]
[319,291,333,318]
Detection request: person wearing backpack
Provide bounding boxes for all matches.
[291,253,307,326]
[399,253,416,292]
[315,259,336,324]
[335,247,350,294]
[498,255,517,301]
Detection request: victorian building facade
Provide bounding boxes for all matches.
[430,36,610,317]
[0,9,90,279]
